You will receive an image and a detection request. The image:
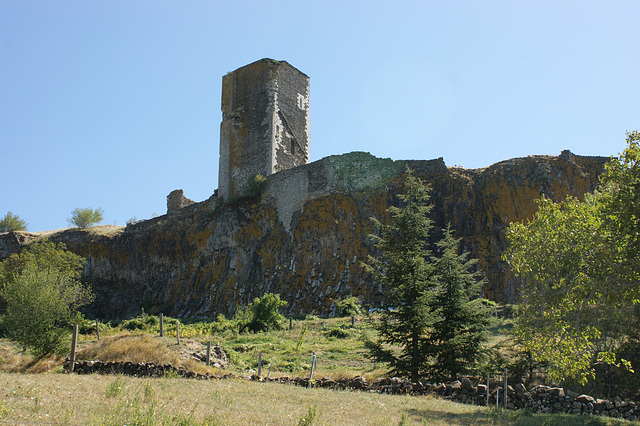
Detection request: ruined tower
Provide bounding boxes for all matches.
[218,59,310,199]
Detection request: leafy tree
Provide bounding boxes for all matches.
[423,226,489,381]
[504,131,640,384]
[0,241,93,356]
[68,207,104,228]
[241,293,288,332]
[601,130,640,284]
[0,211,28,232]
[364,169,436,382]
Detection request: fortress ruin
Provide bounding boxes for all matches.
[218,59,310,199]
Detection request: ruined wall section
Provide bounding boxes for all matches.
[273,62,310,173]
[218,59,310,200]
[167,189,195,213]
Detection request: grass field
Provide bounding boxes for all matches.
[1,372,637,425]
[1,314,636,424]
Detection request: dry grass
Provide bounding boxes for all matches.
[0,340,63,374]
[0,372,491,425]
[1,372,636,425]
[77,334,181,365]
[75,333,219,375]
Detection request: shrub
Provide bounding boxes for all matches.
[241,293,288,332]
[245,173,267,198]
[0,241,93,356]
[0,212,27,232]
[335,296,362,317]
[68,207,104,228]
[324,324,351,339]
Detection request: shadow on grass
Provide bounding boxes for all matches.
[404,407,638,425]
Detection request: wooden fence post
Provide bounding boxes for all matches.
[289,317,292,331]
[159,313,164,337]
[176,320,180,345]
[308,354,317,388]
[486,376,489,406]
[258,352,262,376]
[351,316,355,327]
[95,318,100,341]
[206,342,211,367]
[69,324,78,373]
[504,368,508,409]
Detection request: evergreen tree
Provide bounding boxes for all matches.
[364,169,435,382]
[424,225,489,381]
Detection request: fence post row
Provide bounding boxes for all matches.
[258,352,262,377]
[206,342,211,367]
[159,313,164,337]
[95,318,100,341]
[176,320,180,345]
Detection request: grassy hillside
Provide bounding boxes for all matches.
[1,314,639,424]
[1,372,636,425]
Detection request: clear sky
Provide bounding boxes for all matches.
[1,0,638,232]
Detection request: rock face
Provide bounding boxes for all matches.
[0,151,606,319]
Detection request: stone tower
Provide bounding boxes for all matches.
[218,59,310,199]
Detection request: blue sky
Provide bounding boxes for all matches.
[1,0,638,232]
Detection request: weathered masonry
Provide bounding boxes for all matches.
[218,58,310,199]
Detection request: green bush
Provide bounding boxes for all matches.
[240,293,288,332]
[68,207,104,228]
[245,173,267,198]
[0,211,27,232]
[0,241,93,356]
[324,324,351,339]
[335,296,362,317]
[121,312,159,331]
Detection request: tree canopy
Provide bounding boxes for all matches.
[0,241,93,356]
[68,207,104,229]
[504,131,640,384]
[365,169,488,382]
[0,212,28,232]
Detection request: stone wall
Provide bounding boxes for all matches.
[166,189,195,213]
[63,360,640,420]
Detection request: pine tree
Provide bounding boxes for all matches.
[424,225,489,381]
[364,169,435,382]
[365,170,489,382]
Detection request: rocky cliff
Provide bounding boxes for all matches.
[0,151,607,319]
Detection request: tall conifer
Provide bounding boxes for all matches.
[364,169,435,382]
[365,169,489,382]
[424,225,489,381]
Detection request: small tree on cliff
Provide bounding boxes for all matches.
[363,169,435,382]
[68,207,104,229]
[0,212,28,232]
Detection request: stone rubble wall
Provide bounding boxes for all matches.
[65,360,639,420]
[166,189,195,214]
